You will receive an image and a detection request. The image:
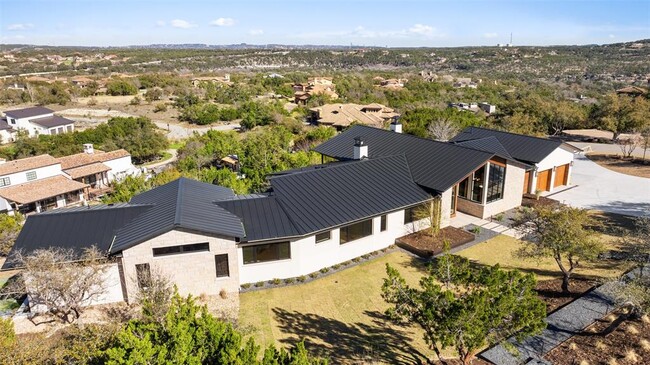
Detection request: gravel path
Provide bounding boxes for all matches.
[480,265,648,365]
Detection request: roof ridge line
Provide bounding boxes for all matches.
[467,126,561,144]
[174,178,184,226]
[270,154,403,180]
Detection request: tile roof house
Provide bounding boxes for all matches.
[0,145,138,214]
[450,127,582,194]
[309,103,398,130]
[2,106,75,139]
[293,77,339,105]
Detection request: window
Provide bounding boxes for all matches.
[26,171,37,181]
[486,163,506,203]
[214,254,229,278]
[135,263,151,289]
[458,177,469,199]
[471,165,486,202]
[152,242,209,257]
[243,242,291,264]
[340,219,373,244]
[0,177,10,187]
[380,215,387,232]
[315,231,331,243]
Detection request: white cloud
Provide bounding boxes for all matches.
[7,23,34,31]
[156,20,166,27]
[483,32,498,39]
[170,19,197,29]
[408,24,435,37]
[249,29,264,36]
[609,34,616,39]
[211,17,235,27]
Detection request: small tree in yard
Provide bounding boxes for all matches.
[135,269,173,324]
[0,213,23,256]
[7,246,109,323]
[617,137,638,158]
[427,119,459,142]
[414,197,442,236]
[513,205,603,293]
[382,259,546,365]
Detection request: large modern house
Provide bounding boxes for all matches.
[450,127,580,194]
[1,106,75,139]
[3,121,580,313]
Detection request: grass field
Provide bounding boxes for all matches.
[239,234,632,364]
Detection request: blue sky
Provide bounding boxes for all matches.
[1,0,648,47]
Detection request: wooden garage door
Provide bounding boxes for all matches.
[523,171,531,194]
[554,164,569,188]
[536,169,552,192]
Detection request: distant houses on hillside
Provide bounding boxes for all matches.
[293,77,339,105]
[0,106,76,142]
[309,103,398,131]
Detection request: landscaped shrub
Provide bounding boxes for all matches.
[284,278,295,284]
[219,289,228,299]
[240,283,251,289]
[154,103,167,113]
[297,275,306,282]
[362,254,371,260]
[470,226,481,234]
[341,260,352,266]
[254,281,265,288]
[352,257,361,263]
[309,272,319,279]
[494,213,505,222]
[331,264,341,270]
[270,278,282,285]
[320,267,330,274]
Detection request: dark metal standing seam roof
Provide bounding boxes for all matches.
[313,125,495,192]
[110,178,245,253]
[3,106,53,119]
[29,115,75,128]
[453,136,514,160]
[1,204,152,269]
[450,126,563,164]
[217,196,300,241]
[268,154,432,235]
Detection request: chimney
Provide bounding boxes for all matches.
[389,116,402,133]
[83,143,94,154]
[0,158,6,165]
[353,137,368,160]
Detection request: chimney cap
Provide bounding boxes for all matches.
[353,136,365,146]
[391,116,401,124]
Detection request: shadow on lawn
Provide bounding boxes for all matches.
[272,307,430,364]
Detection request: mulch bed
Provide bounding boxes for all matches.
[396,227,475,258]
[587,153,650,178]
[535,277,598,313]
[522,194,561,209]
[544,308,650,365]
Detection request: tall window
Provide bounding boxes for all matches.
[243,242,291,264]
[152,242,209,257]
[135,263,151,289]
[214,254,229,278]
[0,177,10,187]
[26,171,37,181]
[380,215,387,232]
[340,219,373,244]
[471,166,486,202]
[458,177,469,199]
[486,164,506,203]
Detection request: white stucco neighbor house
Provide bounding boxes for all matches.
[450,127,582,194]
[2,106,75,138]
[0,146,138,214]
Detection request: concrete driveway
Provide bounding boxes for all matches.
[548,154,650,217]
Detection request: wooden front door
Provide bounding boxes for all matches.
[554,164,569,188]
[523,171,531,194]
[536,169,552,192]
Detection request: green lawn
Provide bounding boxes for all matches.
[169,141,185,150]
[457,234,632,281]
[239,251,434,364]
[239,234,632,364]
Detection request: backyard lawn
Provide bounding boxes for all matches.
[239,233,633,364]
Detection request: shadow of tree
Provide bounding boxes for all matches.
[272,307,430,364]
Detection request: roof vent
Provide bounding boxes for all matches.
[390,116,402,133]
[353,137,368,160]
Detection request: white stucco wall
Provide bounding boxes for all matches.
[104,156,139,181]
[529,147,575,193]
[238,208,430,284]
[120,229,239,303]
[0,129,15,144]
[440,188,453,228]
[0,163,63,186]
[28,262,124,313]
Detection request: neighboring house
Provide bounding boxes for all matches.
[450,127,581,194]
[309,103,398,130]
[380,78,407,89]
[0,154,87,214]
[0,117,17,143]
[293,77,339,105]
[70,76,95,88]
[615,86,647,97]
[56,144,138,197]
[190,74,232,88]
[2,106,75,138]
